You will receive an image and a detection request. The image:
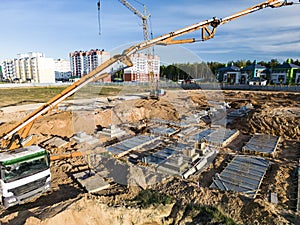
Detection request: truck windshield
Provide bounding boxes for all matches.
[2,156,49,183]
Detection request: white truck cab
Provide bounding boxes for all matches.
[0,146,51,208]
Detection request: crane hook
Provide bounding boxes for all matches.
[97,0,101,35]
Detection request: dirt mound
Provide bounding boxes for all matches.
[155,178,292,225]
[224,91,300,140]
[190,94,209,107]
[30,111,74,138]
[232,106,299,140]
[19,197,173,225]
[1,90,299,225]
[115,98,180,123]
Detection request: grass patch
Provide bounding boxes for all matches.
[0,85,123,107]
[0,86,65,107]
[134,189,173,208]
[185,204,237,225]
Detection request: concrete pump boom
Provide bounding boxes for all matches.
[0,0,296,150]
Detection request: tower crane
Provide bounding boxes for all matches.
[117,0,158,98]
[118,0,151,43]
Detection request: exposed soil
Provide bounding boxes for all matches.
[0,90,299,224]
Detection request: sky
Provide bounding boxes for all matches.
[1,0,300,64]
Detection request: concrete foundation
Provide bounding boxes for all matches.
[43,136,68,148]
[98,125,127,138]
[192,128,239,147]
[72,132,100,145]
[242,134,280,157]
[72,170,110,193]
[211,155,269,198]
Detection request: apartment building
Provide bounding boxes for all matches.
[69,49,110,80]
[54,59,72,81]
[2,52,55,83]
[0,65,3,81]
[123,53,160,82]
[2,59,16,81]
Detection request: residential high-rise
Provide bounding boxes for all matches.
[69,49,110,78]
[54,59,72,82]
[1,52,55,83]
[123,53,160,82]
[0,65,2,81]
[2,59,16,81]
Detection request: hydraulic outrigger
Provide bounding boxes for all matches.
[0,0,296,151]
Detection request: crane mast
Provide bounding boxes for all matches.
[0,0,297,150]
[117,0,158,98]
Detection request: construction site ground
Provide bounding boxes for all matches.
[0,88,299,225]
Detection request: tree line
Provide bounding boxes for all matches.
[160,59,300,82]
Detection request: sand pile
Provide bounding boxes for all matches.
[114,98,180,123]
[0,197,174,225]
[155,178,291,225]
[248,107,299,139]
[225,92,300,140]
[233,106,300,140]
[30,111,74,138]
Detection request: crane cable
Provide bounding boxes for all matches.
[149,14,155,56]
[132,0,144,7]
[97,0,101,35]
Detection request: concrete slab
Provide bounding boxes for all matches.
[72,132,100,145]
[149,127,180,137]
[211,155,269,198]
[98,125,127,138]
[270,192,278,205]
[72,170,110,193]
[43,136,68,148]
[242,134,280,157]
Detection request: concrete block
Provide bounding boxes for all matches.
[72,170,110,193]
[98,125,127,138]
[72,132,100,145]
[43,136,68,148]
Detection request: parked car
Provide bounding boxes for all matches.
[249,77,267,86]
